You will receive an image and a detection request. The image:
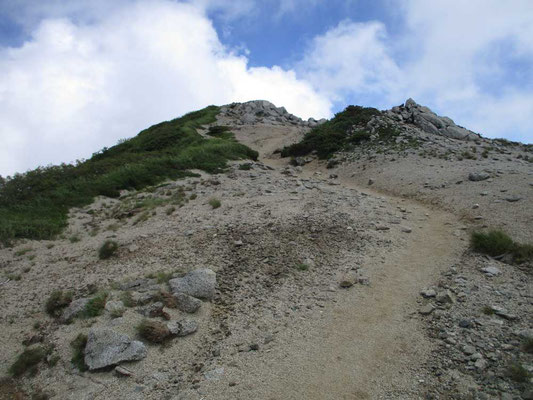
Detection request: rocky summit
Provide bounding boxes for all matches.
[0,99,531,400]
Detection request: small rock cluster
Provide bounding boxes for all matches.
[418,254,532,399]
[386,98,480,141]
[220,100,326,128]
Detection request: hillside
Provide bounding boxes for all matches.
[0,100,532,400]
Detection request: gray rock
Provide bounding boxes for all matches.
[419,304,434,315]
[167,319,198,337]
[436,290,455,304]
[136,302,164,318]
[61,298,89,323]
[462,345,476,355]
[469,172,490,181]
[505,195,521,202]
[339,272,358,288]
[420,288,437,298]
[480,265,501,276]
[174,292,202,313]
[446,126,475,140]
[131,290,159,305]
[169,269,217,300]
[85,328,147,370]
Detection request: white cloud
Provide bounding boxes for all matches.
[293,1,533,142]
[0,1,331,176]
[297,20,401,106]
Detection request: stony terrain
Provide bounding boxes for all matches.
[0,100,531,399]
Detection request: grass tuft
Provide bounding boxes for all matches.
[208,198,221,209]
[83,292,108,318]
[471,229,533,264]
[9,346,47,377]
[45,290,73,317]
[70,334,88,371]
[98,240,118,260]
[137,319,171,343]
[507,363,531,382]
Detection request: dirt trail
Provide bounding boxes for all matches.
[242,171,465,399]
[213,124,468,399]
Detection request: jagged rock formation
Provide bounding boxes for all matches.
[220,100,326,128]
[385,98,480,141]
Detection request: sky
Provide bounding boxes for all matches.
[0,0,532,177]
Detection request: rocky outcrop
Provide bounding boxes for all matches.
[387,98,479,141]
[220,100,326,128]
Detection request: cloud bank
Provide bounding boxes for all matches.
[0,1,331,176]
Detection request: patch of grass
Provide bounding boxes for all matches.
[471,229,533,264]
[98,240,118,260]
[238,163,252,171]
[481,306,494,315]
[14,247,32,257]
[106,223,119,232]
[83,292,108,318]
[137,319,171,343]
[45,290,73,317]
[155,291,178,309]
[0,105,258,243]
[521,338,533,354]
[70,334,88,371]
[189,193,197,200]
[165,206,176,216]
[507,363,530,382]
[155,271,174,284]
[207,125,235,140]
[296,263,309,271]
[6,273,21,281]
[281,105,381,159]
[46,243,55,249]
[208,198,221,209]
[9,346,47,377]
[120,291,135,308]
[69,234,80,243]
[132,211,150,225]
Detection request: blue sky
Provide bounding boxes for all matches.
[0,0,532,176]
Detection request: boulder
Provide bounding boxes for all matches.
[84,328,147,370]
[169,268,217,300]
[174,292,202,313]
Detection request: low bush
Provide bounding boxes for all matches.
[70,334,88,371]
[137,319,170,343]
[98,240,118,260]
[209,198,221,209]
[471,229,533,264]
[507,363,530,382]
[83,292,108,318]
[281,105,381,159]
[9,346,48,376]
[45,290,73,317]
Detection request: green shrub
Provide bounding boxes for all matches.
[98,240,118,260]
[507,363,530,382]
[83,292,108,318]
[45,290,73,317]
[296,263,309,271]
[120,291,135,307]
[471,230,533,264]
[238,163,252,171]
[522,338,533,354]
[471,230,514,256]
[70,334,88,371]
[209,198,221,209]
[281,105,381,159]
[137,319,170,343]
[9,346,47,376]
[0,105,258,242]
